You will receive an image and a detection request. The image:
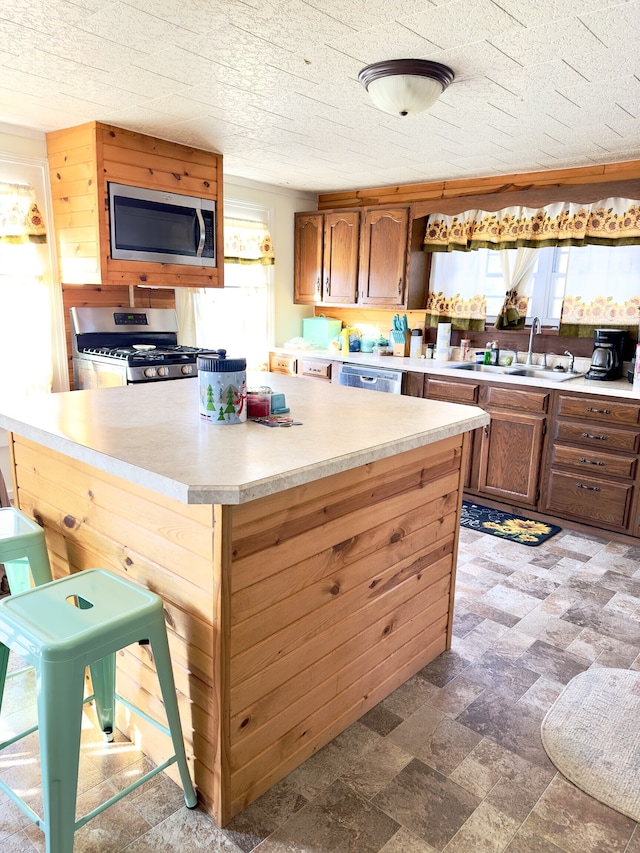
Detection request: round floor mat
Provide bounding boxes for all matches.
[541,668,640,822]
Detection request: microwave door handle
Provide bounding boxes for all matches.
[195,208,206,257]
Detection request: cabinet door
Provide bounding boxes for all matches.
[358,208,408,306]
[323,212,359,304]
[477,410,546,506]
[294,213,323,304]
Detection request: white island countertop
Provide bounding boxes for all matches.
[0,373,488,505]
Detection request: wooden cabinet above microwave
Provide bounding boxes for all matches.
[46,121,224,288]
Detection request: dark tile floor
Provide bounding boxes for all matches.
[2,525,639,852]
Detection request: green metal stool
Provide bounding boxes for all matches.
[0,506,53,595]
[0,568,198,853]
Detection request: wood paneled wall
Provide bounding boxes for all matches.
[317,159,640,212]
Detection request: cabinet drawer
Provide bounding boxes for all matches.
[299,358,332,381]
[483,385,549,413]
[424,378,479,403]
[545,470,633,530]
[269,353,297,375]
[557,395,640,425]
[555,420,640,453]
[551,445,637,479]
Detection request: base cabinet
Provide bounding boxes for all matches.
[476,410,546,506]
[541,393,640,533]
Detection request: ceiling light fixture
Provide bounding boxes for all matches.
[358,59,455,117]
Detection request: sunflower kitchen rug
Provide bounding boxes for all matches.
[460,501,561,546]
[541,668,640,823]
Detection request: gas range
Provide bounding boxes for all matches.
[70,307,210,388]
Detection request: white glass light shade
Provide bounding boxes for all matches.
[366,74,444,117]
[358,59,454,117]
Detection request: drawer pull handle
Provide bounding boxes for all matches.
[576,483,601,492]
[581,432,607,441]
[586,407,611,415]
[579,458,605,466]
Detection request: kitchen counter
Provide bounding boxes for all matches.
[0,375,487,825]
[273,347,639,399]
[0,373,487,505]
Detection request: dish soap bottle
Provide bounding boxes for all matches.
[490,341,500,365]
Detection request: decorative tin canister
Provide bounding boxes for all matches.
[197,351,247,424]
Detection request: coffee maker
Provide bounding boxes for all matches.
[585,329,626,381]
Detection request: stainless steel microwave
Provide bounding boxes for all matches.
[108,182,216,267]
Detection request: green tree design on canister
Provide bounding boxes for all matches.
[217,406,225,422]
[224,385,236,415]
[206,384,215,411]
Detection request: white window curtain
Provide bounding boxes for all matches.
[0,167,65,398]
[495,247,537,329]
[0,242,53,396]
[175,209,274,371]
[426,252,487,330]
[559,244,640,337]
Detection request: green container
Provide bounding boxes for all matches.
[302,317,342,349]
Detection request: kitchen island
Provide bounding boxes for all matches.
[0,374,487,825]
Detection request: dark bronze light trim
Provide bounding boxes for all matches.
[358,58,455,95]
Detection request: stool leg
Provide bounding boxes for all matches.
[148,625,197,807]
[0,642,8,714]
[89,655,116,741]
[4,557,33,595]
[38,660,86,853]
[24,542,53,587]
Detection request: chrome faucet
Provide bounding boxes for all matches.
[525,317,541,365]
[564,349,576,373]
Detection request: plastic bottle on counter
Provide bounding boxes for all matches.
[460,338,471,361]
[410,329,423,358]
[490,341,500,365]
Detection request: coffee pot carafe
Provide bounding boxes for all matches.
[585,329,626,381]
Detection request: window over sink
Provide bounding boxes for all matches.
[430,243,640,331]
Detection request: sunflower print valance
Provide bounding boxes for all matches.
[224,217,275,265]
[0,182,47,244]
[423,197,640,252]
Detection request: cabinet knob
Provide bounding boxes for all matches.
[316,277,321,294]
[579,458,605,466]
[397,277,403,296]
[576,483,601,492]
[581,432,607,441]
[325,276,330,296]
[586,407,611,415]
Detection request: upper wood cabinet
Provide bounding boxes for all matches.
[294,205,429,309]
[358,207,408,307]
[46,121,224,288]
[323,211,360,303]
[293,210,359,304]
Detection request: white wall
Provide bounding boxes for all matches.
[223,175,317,346]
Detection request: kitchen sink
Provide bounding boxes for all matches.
[448,363,520,375]
[447,363,583,382]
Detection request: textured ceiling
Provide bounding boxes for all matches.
[1,0,639,193]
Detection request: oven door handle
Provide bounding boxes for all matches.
[195,208,206,257]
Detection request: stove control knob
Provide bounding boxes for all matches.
[144,367,157,378]
[158,367,169,377]
[181,365,194,375]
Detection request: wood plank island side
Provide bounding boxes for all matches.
[0,376,488,826]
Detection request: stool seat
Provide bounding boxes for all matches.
[0,568,197,853]
[0,506,52,595]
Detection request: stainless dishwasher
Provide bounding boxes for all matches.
[337,362,404,394]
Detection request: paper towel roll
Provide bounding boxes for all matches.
[435,323,452,361]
